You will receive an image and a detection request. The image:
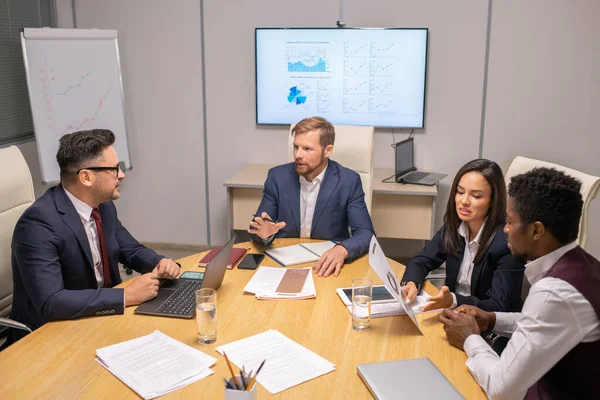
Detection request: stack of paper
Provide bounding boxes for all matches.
[96,330,217,399]
[216,329,335,394]
[243,266,316,300]
[339,292,438,318]
[265,241,336,266]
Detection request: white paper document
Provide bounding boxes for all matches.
[96,330,217,399]
[216,329,335,394]
[340,292,432,318]
[265,241,336,266]
[243,266,316,300]
[368,235,423,333]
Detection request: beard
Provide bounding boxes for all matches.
[295,155,326,177]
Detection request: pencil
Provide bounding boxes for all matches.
[223,352,241,390]
[245,358,266,391]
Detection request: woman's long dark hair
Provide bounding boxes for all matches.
[443,159,506,264]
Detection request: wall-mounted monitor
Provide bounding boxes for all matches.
[256,28,428,128]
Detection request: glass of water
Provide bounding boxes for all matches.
[352,278,373,331]
[196,288,217,344]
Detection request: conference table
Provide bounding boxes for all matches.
[0,239,485,399]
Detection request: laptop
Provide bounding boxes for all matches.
[395,137,447,186]
[134,236,236,319]
[357,358,465,400]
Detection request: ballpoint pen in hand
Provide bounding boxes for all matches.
[252,214,278,223]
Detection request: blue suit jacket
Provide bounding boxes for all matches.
[9,185,163,343]
[250,160,375,261]
[401,223,525,312]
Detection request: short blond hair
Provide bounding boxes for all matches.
[291,116,335,149]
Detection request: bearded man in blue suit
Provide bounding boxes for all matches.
[8,129,180,345]
[249,117,375,277]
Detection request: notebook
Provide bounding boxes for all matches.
[265,241,336,266]
[357,358,465,400]
[198,247,247,269]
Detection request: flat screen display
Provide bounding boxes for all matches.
[256,28,428,128]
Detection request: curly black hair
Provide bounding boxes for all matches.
[508,167,583,244]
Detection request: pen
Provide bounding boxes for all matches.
[224,352,241,390]
[252,214,278,223]
[245,358,266,391]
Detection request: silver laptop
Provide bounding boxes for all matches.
[395,137,446,186]
[134,236,235,319]
[357,358,465,400]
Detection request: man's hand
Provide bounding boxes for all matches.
[313,245,348,277]
[153,258,180,279]
[421,285,454,311]
[455,304,496,332]
[438,308,481,350]
[124,271,160,306]
[247,212,286,240]
[401,281,419,302]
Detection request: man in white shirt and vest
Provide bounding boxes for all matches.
[439,167,600,399]
[248,116,374,277]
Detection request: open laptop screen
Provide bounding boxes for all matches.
[395,137,415,178]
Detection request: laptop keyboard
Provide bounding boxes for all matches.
[155,280,203,316]
[404,171,429,181]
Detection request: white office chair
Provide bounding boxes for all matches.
[0,146,35,346]
[505,156,600,249]
[289,124,374,214]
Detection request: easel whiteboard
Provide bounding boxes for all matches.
[21,28,131,184]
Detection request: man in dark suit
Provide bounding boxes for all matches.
[9,129,180,345]
[248,116,374,277]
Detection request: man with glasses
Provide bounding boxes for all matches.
[7,129,180,346]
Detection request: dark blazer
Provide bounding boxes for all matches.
[401,223,524,312]
[9,184,163,343]
[250,160,375,261]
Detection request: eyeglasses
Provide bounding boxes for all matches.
[76,161,125,178]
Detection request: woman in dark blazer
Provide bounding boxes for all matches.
[401,159,525,312]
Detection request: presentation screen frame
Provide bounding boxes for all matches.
[255,27,428,129]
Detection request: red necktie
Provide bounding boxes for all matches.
[91,208,112,288]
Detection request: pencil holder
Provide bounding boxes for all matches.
[224,376,257,400]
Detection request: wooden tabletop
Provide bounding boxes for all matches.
[224,164,438,196]
[0,239,484,399]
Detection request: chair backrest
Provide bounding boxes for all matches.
[505,156,600,249]
[0,146,35,319]
[289,124,374,214]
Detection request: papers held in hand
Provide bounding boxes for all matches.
[265,241,336,266]
[243,267,316,300]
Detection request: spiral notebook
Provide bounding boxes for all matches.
[265,241,336,266]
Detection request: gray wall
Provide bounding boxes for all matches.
[17,0,598,257]
[482,0,600,258]
[203,0,489,244]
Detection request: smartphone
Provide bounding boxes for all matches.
[179,271,205,280]
[340,285,396,304]
[237,254,265,270]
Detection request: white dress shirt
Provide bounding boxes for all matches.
[64,188,105,288]
[451,220,485,308]
[299,163,328,238]
[463,241,600,400]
